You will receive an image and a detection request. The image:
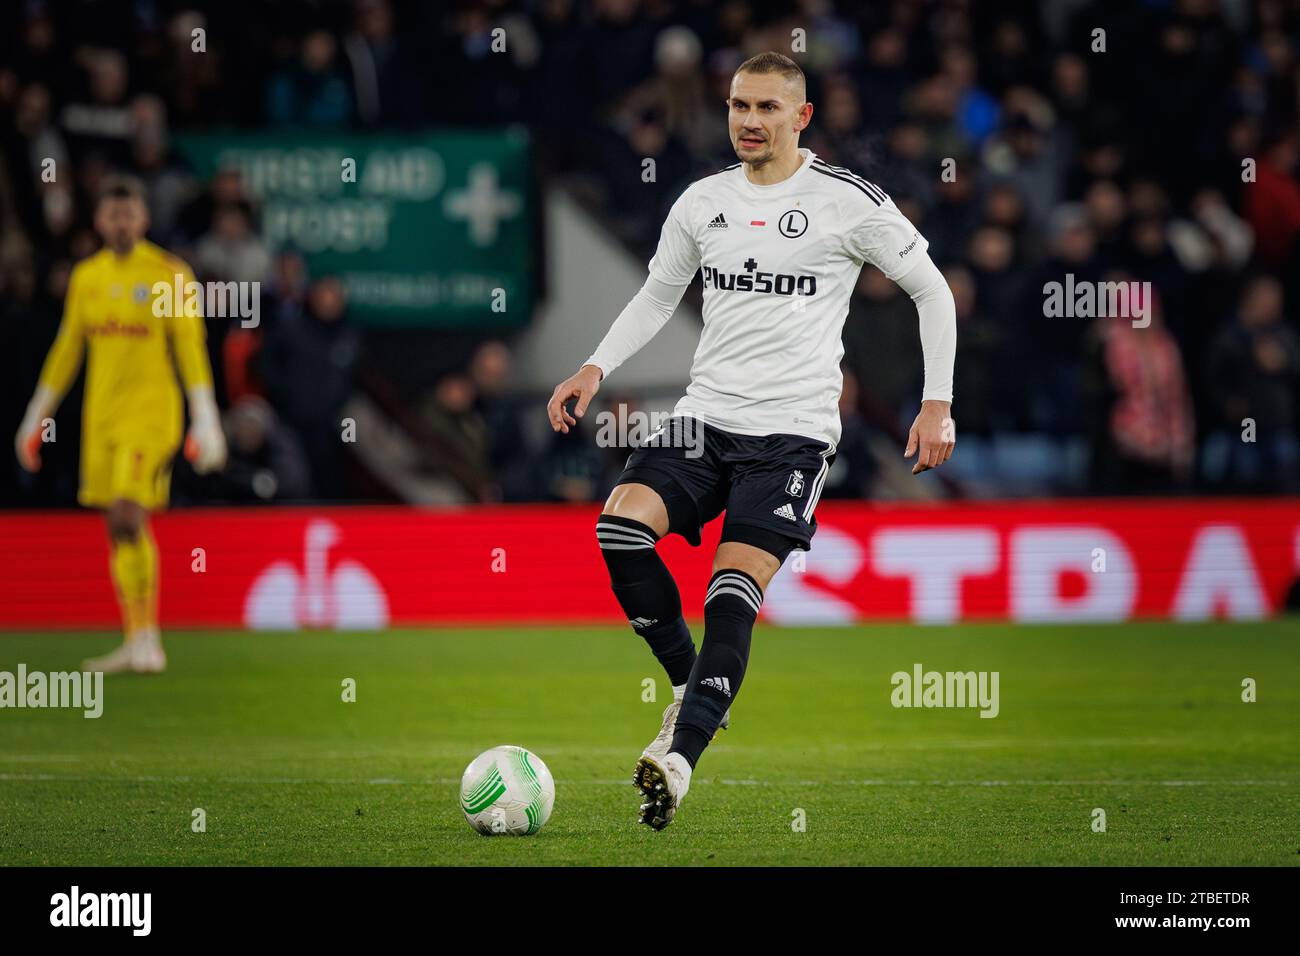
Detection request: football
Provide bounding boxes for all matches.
[459,745,555,836]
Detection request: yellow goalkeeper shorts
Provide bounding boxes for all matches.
[79,437,179,511]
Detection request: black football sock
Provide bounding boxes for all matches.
[596,514,697,687]
[670,568,762,769]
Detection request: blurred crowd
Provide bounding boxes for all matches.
[1,0,1299,504]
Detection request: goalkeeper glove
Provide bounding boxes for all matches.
[184,386,228,474]
[14,386,56,473]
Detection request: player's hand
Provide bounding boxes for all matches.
[548,365,602,434]
[184,387,227,474]
[185,419,227,474]
[905,400,955,475]
[14,419,44,472]
[14,388,55,473]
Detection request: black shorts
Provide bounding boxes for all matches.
[617,415,837,562]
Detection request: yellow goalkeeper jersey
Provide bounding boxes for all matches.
[38,240,213,447]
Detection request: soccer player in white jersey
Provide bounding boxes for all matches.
[547,51,956,830]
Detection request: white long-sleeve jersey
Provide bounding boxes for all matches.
[583,147,955,448]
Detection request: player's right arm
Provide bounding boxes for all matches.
[548,190,700,433]
[15,266,88,471]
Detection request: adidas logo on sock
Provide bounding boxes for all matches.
[700,676,732,697]
[773,502,796,521]
[707,212,728,229]
[628,616,658,628]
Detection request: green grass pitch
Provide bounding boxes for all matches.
[1,622,1297,866]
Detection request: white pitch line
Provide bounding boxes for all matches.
[4,738,1278,763]
[852,779,1300,787]
[0,773,1294,788]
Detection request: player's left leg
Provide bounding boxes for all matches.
[635,539,783,830]
[84,499,165,674]
[82,442,174,674]
[636,431,834,829]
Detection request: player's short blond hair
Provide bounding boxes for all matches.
[734,51,806,101]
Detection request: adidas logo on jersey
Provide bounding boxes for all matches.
[707,212,728,229]
[773,503,797,521]
[700,676,732,697]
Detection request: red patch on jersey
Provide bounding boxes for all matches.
[750,220,766,226]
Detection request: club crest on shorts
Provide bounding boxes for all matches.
[785,469,805,497]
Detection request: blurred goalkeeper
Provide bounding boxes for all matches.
[14,176,227,674]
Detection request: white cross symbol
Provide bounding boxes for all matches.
[444,164,521,246]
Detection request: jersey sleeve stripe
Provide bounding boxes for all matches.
[811,159,888,204]
[812,157,880,187]
[809,164,882,204]
[813,160,889,204]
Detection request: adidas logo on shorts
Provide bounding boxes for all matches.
[700,676,732,697]
[628,616,658,628]
[773,503,797,521]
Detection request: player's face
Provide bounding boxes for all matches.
[95,197,149,253]
[727,72,810,166]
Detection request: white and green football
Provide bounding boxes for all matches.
[459,745,555,836]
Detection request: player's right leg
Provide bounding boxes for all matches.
[596,482,696,763]
[598,417,736,828]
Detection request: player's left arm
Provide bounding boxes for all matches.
[895,256,956,474]
[842,199,956,474]
[167,262,227,473]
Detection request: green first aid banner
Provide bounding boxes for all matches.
[172,131,534,327]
